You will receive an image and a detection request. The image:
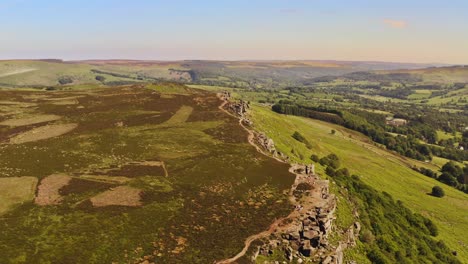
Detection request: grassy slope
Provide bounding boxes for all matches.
[0,177,38,214]
[0,60,176,87]
[0,61,96,86]
[250,105,468,262]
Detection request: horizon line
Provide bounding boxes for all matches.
[0,58,459,66]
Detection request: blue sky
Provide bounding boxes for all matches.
[1,0,467,63]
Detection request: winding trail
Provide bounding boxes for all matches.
[214,93,310,264]
[217,94,285,164]
[216,214,292,264]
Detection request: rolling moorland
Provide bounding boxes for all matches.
[0,59,467,263]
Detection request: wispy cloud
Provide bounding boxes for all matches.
[383,19,407,29]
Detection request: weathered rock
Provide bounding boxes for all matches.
[255,132,277,154]
[286,246,294,261]
[288,231,301,241]
[354,222,361,234]
[322,255,333,264]
[335,243,344,264]
[302,230,320,240]
[253,164,340,262]
[300,240,313,257]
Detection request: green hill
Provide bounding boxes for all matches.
[0,60,439,89]
[250,105,468,262]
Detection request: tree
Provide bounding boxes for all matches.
[292,131,312,149]
[441,162,463,179]
[319,153,341,169]
[431,186,445,197]
[292,131,306,143]
[439,173,458,187]
[95,75,106,82]
[310,154,319,162]
[58,76,73,85]
[325,166,336,176]
[360,229,375,243]
[331,129,336,135]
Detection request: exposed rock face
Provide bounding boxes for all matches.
[220,91,253,126]
[255,165,341,264]
[217,92,352,263]
[220,91,280,156]
[255,132,277,154]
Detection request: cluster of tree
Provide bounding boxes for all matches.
[291,131,312,149]
[460,131,468,150]
[295,83,466,135]
[90,69,135,80]
[103,80,139,86]
[273,101,434,161]
[318,153,341,169]
[414,162,467,193]
[417,167,437,178]
[430,146,468,162]
[273,100,468,162]
[314,71,423,83]
[57,76,73,85]
[272,103,345,125]
[439,162,467,192]
[376,88,413,99]
[411,84,443,90]
[386,123,438,145]
[319,154,460,263]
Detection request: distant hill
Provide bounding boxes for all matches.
[0,59,445,88]
[306,65,468,84]
[380,65,468,83]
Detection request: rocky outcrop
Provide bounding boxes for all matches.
[254,165,340,264]
[254,132,276,154]
[217,92,351,263]
[220,91,253,126]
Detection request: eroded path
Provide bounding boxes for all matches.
[215,93,325,264]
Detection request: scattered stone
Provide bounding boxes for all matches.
[354,222,361,234]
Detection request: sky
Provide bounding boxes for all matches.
[1,0,467,64]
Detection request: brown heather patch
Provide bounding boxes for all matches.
[35,174,72,206]
[59,177,114,196]
[90,186,142,207]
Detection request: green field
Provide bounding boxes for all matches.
[250,105,468,261]
[408,89,432,100]
[0,177,38,214]
[437,130,462,141]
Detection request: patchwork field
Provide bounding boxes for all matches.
[0,84,295,263]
